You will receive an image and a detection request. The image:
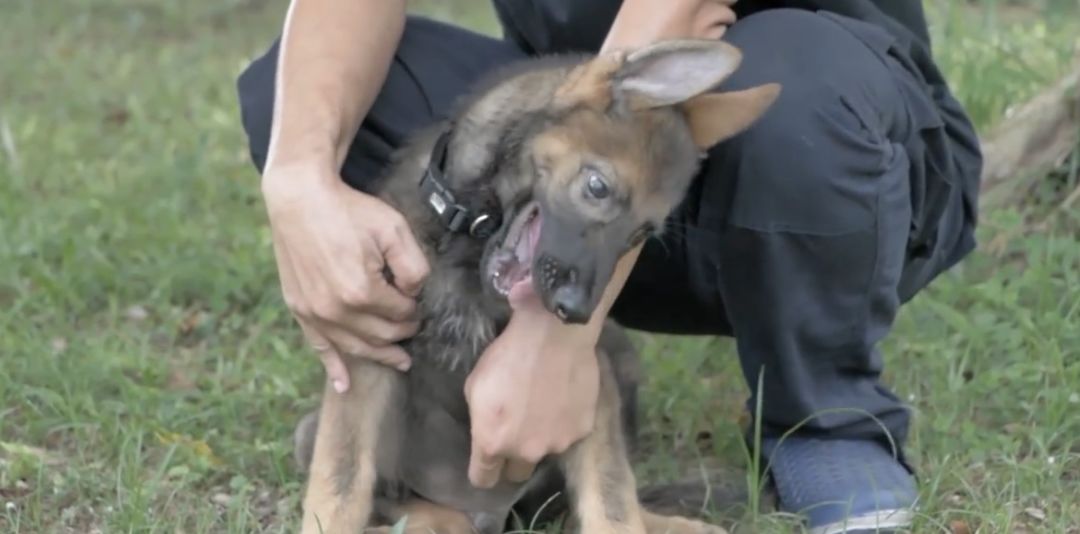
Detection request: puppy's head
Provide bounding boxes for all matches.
[483,40,780,323]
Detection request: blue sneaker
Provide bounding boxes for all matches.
[762,437,918,533]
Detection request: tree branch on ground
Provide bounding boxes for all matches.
[976,60,1079,256]
[979,60,1080,211]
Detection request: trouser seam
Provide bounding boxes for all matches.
[857,174,885,357]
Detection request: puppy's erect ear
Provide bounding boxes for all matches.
[612,39,743,109]
[681,83,782,150]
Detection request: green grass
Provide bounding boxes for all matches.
[1,0,1078,532]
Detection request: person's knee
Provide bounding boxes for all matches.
[236,38,281,174]
[713,9,902,235]
[721,90,895,235]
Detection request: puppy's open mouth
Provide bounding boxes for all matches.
[485,201,542,297]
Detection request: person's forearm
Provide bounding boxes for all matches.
[264,0,406,177]
[525,245,642,344]
[580,245,643,338]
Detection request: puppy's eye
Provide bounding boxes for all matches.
[586,171,610,200]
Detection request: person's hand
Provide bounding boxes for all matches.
[261,161,430,392]
[464,290,601,488]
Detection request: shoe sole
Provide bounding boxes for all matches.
[809,509,915,534]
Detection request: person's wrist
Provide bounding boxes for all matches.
[260,155,343,209]
[262,120,346,183]
[538,311,603,354]
[263,147,337,182]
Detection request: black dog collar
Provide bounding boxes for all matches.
[418,128,500,240]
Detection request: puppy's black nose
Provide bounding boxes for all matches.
[552,285,590,324]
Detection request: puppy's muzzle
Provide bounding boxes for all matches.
[537,255,589,323]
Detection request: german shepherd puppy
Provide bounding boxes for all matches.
[293,39,780,534]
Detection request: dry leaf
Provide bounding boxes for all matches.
[0,441,63,466]
[125,305,148,321]
[179,310,206,335]
[155,432,224,467]
[50,337,68,354]
[1024,507,1047,522]
[1003,422,1026,435]
[949,519,971,534]
[167,368,197,391]
[104,107,130,127]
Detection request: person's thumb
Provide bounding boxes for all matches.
[302,324,351,393]
[379,217,430,298]
[320,347,350,394]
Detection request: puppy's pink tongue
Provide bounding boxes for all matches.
[509,210,544,311]
[508,276,543,310]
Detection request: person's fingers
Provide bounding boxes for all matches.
[379,214,431,298]
[350,272,418,323]
[698,0,736,25]
[344,342,414,372]
[314,322,414,371]
[339,309,420,347]
[304,266,416,347]
[695,2,735,39]
[300,322,351,393]
[468,444,506,490]
[277,243,352,391]
[503,458,537,483]
[290,261,417,371]
[701,23,728,40]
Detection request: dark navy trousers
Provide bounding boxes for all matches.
[236,9,982,461]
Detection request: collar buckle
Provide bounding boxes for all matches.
[419,128,500,240]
